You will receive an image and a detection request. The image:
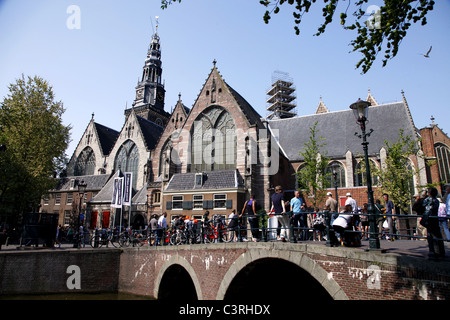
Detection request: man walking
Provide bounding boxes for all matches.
[345,193,358,213]
[291,191,304,241]
[326,192,338,215]
[271,185,289,242]
[157,212,168,245]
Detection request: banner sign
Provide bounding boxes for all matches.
[122,172,133,206]
[111,177,124,208]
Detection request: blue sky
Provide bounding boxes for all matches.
[1,0,449,157]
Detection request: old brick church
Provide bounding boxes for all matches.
[40,29,446,230]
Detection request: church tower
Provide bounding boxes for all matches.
[126,21,170,127]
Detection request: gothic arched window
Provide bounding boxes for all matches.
[114,140,139,189]
[354,160,379,187]
[190,106,236,172]
[325,161,346,188]
[435,143,450,184]
[74,147,96,176]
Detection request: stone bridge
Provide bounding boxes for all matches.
[1,242,450,300]
[119,242,450,300]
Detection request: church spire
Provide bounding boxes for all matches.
[127,17,167,123]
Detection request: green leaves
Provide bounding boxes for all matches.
[372,129,420,213]
[257,0,434,73]
[296,121,330,207]
[0,75,71,216]
[161,0,435,72]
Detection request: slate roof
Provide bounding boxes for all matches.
[136,115,165,150]
[132,183,148,205]
[267,102,418,161]
[94,122,120,156]
[224,82,265,129]
[54,174,111,192]
[89,171,121,204]
[165,169,245,191]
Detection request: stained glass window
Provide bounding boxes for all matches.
[114,140,139,189]
[325,161,346,188]
[74,147,96,176]
[190,106,236,172]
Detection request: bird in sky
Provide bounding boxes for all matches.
[422,46,432,58]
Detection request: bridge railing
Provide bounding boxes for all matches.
[39,210,448,249]
[141,210,448,248]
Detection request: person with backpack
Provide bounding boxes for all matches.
[421,187,445,259]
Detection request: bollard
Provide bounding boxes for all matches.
[260,212,267,242]
[237,218,243,242]
[289,211,296,243]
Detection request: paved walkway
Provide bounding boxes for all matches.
[357,238,450,260]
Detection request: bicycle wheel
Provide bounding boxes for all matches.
[119,235,130,247]
[110,235,120,248]
[133,234,144,247]
[203,228,214,243]
[222,228,235,243]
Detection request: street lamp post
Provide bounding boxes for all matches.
[73,180,87,248]
[332,165,339,204]
[349,99,380,250]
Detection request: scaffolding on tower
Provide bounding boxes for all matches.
[266,71,297,120]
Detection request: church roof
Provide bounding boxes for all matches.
[53,174,111,192]
[164,169,245,192]
[267,102,418,161]
[136,115,164,150]
[132,183,148,205]
[93,122,120,156]
[225,83,264,128]
[89,170,121,204]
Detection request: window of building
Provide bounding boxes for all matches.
[172,195,183,210]
[190,106,236,172]
[435,143,450,184]
[193,195,204,209]
[64,210,71,225]
[153,191,161,204]
[114,140,139,189]
[354,160,379,187]
[55,194,61,205]
[213,194,227,209]
[74,147,96,176]
[66,193,73,204]
[325,161,346,188]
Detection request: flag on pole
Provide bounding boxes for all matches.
[111,177,124,208]
[123,172,133,206]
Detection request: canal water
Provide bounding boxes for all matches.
[0,292,154,300]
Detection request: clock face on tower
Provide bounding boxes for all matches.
[136,88,144,99]
[157,91,164,102]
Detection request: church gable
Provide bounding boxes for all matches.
[186,62,263,133]
[174,62,263,175]
[67,117,116,176]
[150,96,189,182]
[315,97,329,114]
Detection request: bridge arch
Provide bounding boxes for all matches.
[154,254,203,300]
[216,247,348,300]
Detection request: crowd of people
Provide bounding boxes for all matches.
[268,184,449,259]
[1,184,448,261]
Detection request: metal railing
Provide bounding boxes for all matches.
[13,211,448,249]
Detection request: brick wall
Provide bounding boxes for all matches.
[0,249,121,295]
[2,244,449,300]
